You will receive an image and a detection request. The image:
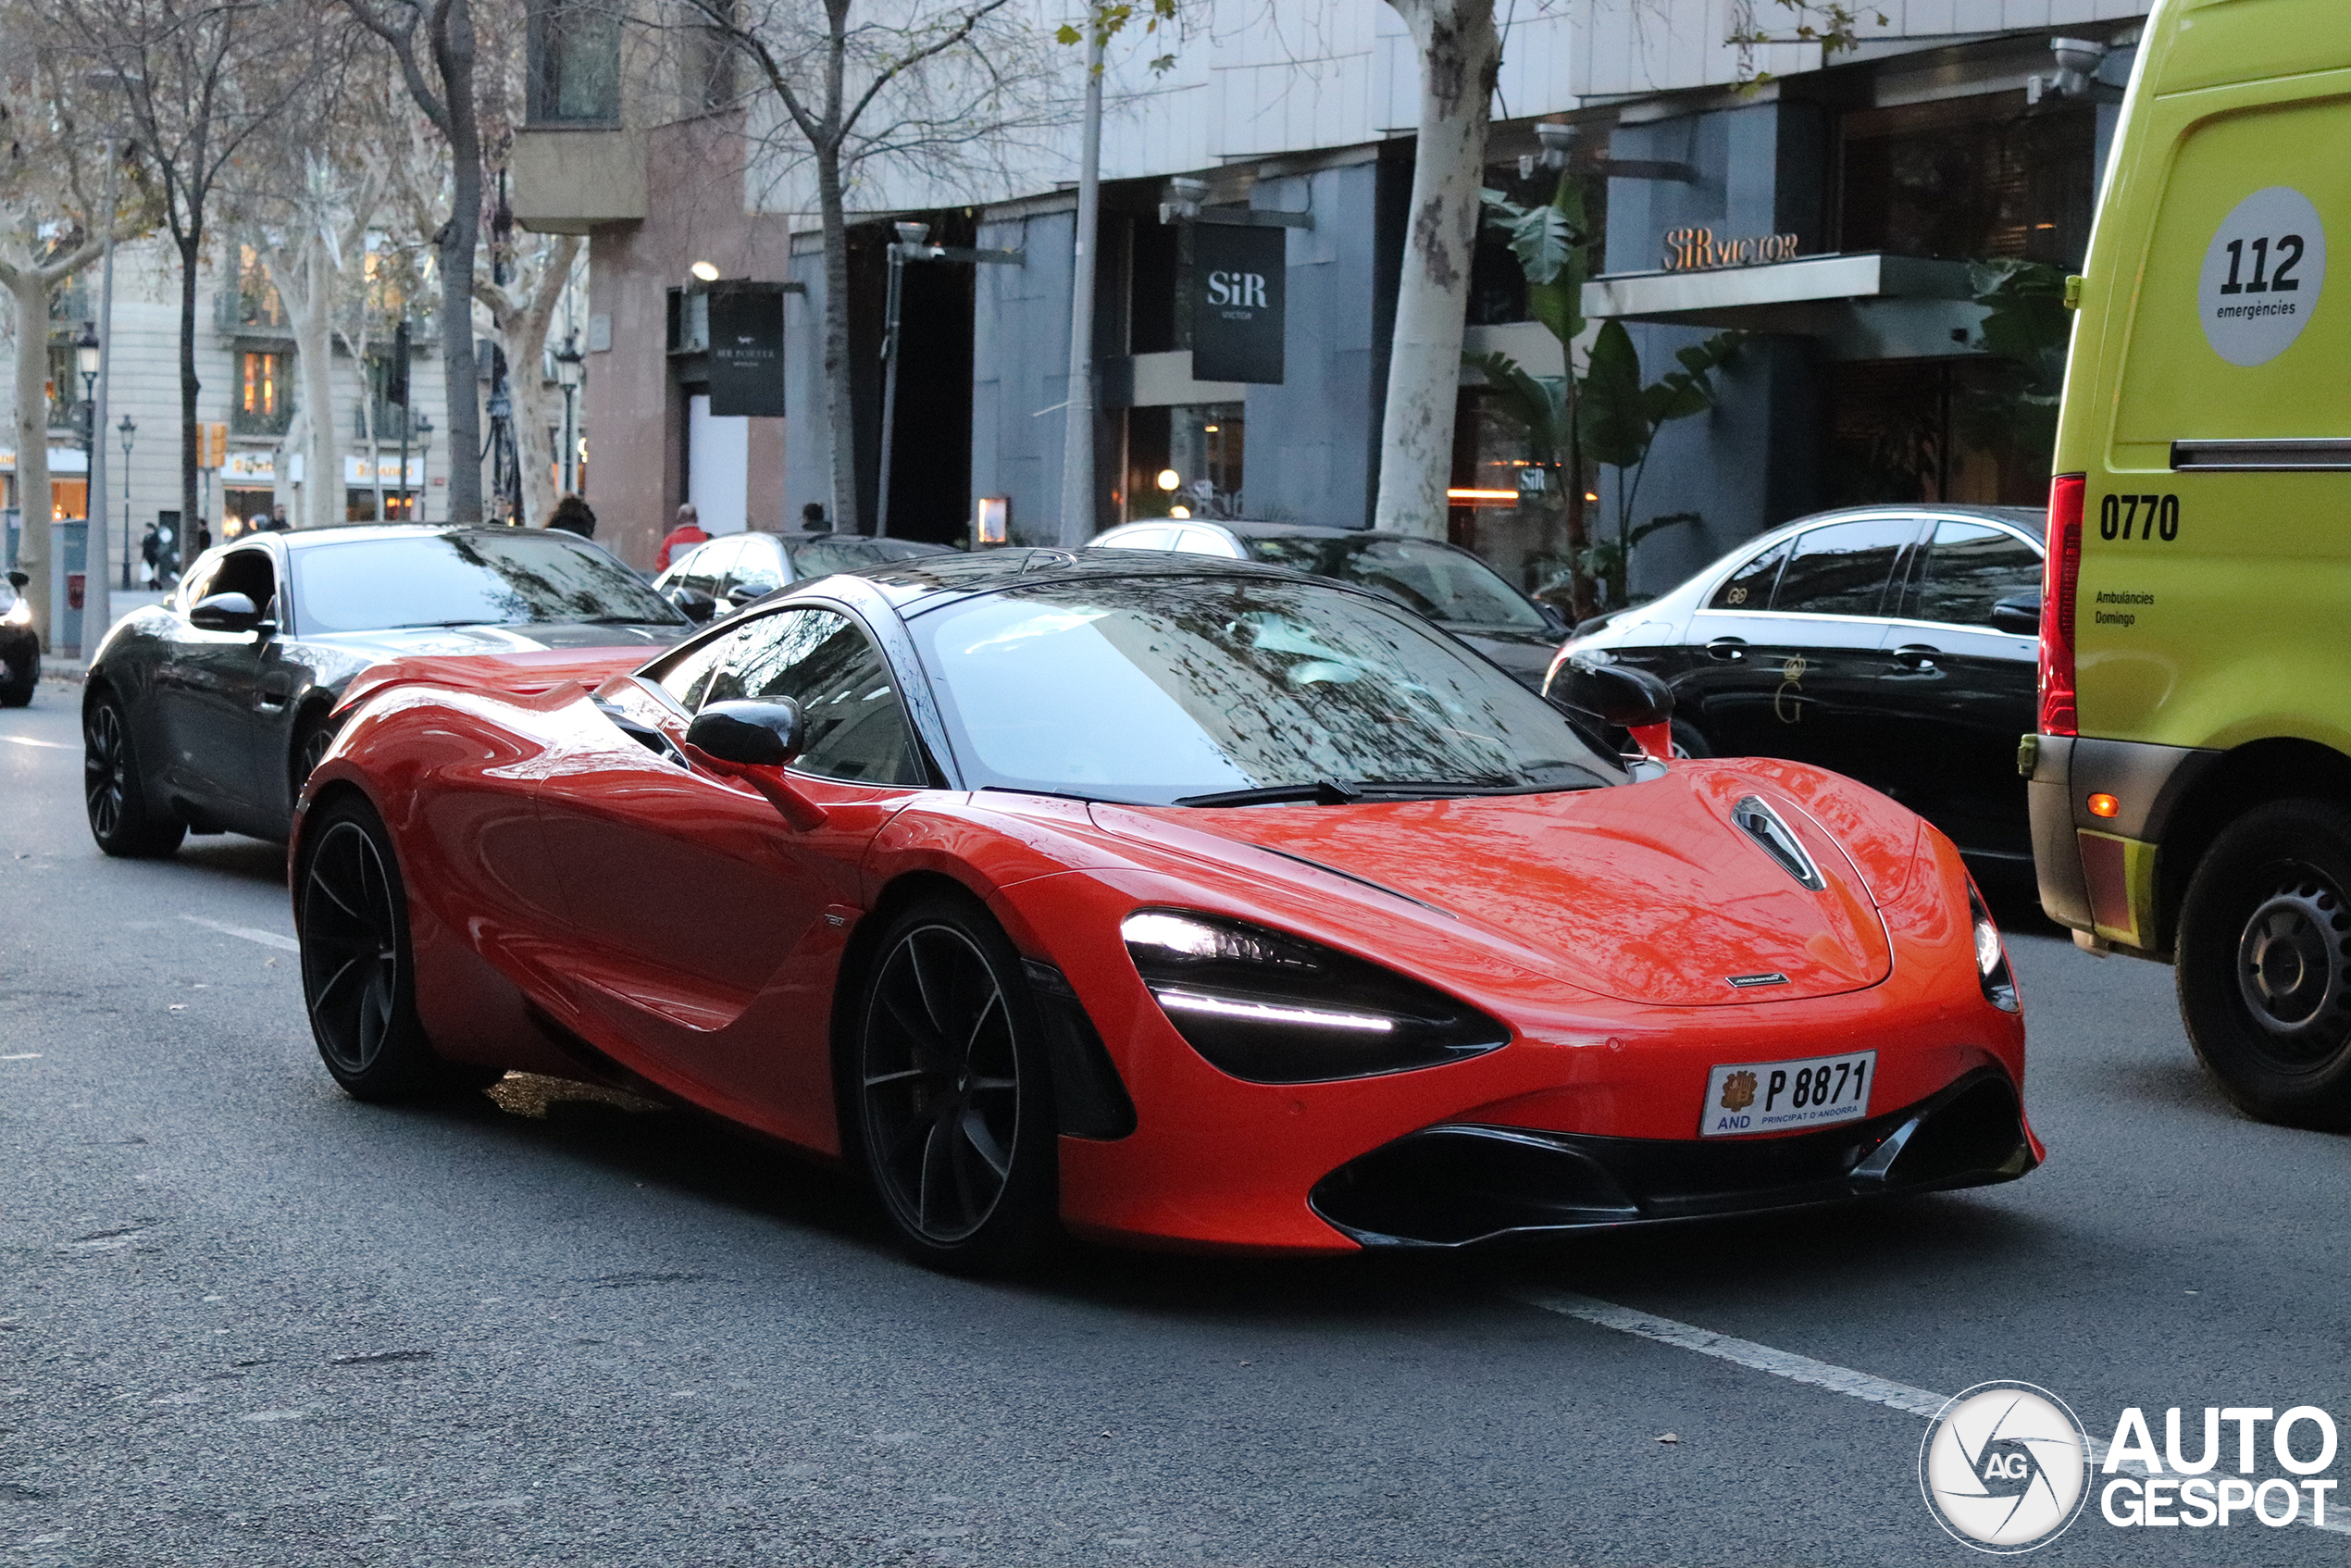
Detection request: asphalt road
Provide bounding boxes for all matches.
[4,678,2346,1567]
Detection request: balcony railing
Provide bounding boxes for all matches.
[47,396,87,433]
[355,400,422,442]
[231,404,296,437]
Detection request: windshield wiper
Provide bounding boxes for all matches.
[1176,779,1367,807]
[385,618,499,629]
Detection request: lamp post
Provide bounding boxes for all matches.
[116,413,135,589]
[74,324,102,615]
[413,416,434,524]
[554,333,583,497]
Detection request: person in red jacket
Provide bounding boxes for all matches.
[657,503,708,570]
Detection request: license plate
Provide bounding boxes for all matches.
[1699,1050,1875,1138]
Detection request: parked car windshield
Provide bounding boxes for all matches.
[784,537,952,577]
[1238,535,1549,629]
[292,532,684,634]
[905,575,1621,805]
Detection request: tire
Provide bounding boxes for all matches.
[1669,717,1714,760]
[2176,799,2351,1129]
[291,708,338,799]
[82,691,185,858]
[847,895,1060,1275]
[295,796,489,1101]
[0,649,32,707]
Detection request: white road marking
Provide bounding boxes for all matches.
[1,735,73,750]
[1510,1287,2351,1536]
[1,1053,40,1061]
[179,915,300,952]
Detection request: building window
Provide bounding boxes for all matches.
[51,479,89,521]
[45,344,83,430]
[234,351,294,436]
[1821,359,2049,509]
[529,0,621,124]
[1839,94,2096,268]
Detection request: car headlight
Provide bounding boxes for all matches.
[1968,883,2020,1013]
[1,597,29,628]
[1121,909,1510,1083]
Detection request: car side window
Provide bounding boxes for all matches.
[1771,520,1915,617]
[675,607,925,787]
[727,537,786,596]
[1173,528,1232,556]
[1708,538,1790,610]
[1910,522,2043,628]
[677,538,739,597]
[1104,527,1173,551]
[206,549,280,623]
[178,557,222,610]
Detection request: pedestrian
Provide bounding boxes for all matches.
[656,503,707,569]
[267,503,291,532]
[545,493,597,539]
[193,519,212,557]
[800,502,830,534]
[139,524,160,588]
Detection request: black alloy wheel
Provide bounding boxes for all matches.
[297,798,486,1101]
[2178,799,2351,1128]
[852,897,1058,1274]
[82,692,185,858]
[1669,718,1714,760]
[292,711,337,797]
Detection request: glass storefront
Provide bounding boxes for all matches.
[1121,403,1243,523]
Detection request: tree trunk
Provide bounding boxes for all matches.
[178,230,204,553]
[7,269,56,647]
[1371,0,1500,541]
[435,0,484,527]
[490,234,579,531]
[815,143,857,533]
[281,246,342,530]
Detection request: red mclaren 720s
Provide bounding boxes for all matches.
[292,548,2039,1273]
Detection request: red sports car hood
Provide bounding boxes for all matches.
[1091,767,1891,1007]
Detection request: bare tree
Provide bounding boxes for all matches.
[665,0,1053,532]
[341,0,488,527]
[0,21,151,643]
[39,0,323,555]
[1371,0,1500,540]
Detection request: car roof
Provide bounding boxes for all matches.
[248,525,589,552]
[1777,503,2046,540]
[846,545,1337,612]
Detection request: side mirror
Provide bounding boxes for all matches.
[668,587,718,623]
[190,591,264,633]
[685,699,804,768]
[723,582,767,609]
[1549,654,1673,729]
[1990,594,2042,636]
[6,570,25,590]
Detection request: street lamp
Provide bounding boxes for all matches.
[74,324,100,601]
[553,332,584,496]
[413,415,434,524]
[116,413,135,589]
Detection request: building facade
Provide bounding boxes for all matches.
[520,0,2146,596]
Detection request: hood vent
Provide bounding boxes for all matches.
[1731,796,1825,891]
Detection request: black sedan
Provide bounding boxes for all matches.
[653,529,958,623]
[1,569,35,706]
[1087,519,1570,689]
[82,525,690,855]
[1555,504,2045,875]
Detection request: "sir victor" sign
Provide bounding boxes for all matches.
[1663,227,1800,272]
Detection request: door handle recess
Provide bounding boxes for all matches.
[1706,638,1746,662]
[1893,644,1939,672]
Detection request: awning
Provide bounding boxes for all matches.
[1583,253,1988,361]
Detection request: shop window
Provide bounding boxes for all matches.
[528,0,621,125]
[51,479,89,521]
[1121,404,1242,522]
[1839,94,2095,268]
[234,351,293,436]
[1822,358,2048,509]
[1447,384,1566,595]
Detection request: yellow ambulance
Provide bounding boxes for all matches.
[2033,0,2351,1126]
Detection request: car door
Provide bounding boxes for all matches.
[1684,517,1921,785]
[155,544,279,822]
[1670,531,1797,752]
[1871,518,2045,861]
[534,604,930,1126]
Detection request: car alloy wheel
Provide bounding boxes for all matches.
[852,898,1059,1272]
[301,818,404,1079]
[81,693,183,858]
[2178,799,2351,1129]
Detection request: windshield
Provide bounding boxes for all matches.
[905,576,1621,805]
[1240,535,1549,628]
[292,533,683,635]
[785,537,951,577]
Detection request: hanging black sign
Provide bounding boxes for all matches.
[707,282,786,417]
[1189,224,1286,384]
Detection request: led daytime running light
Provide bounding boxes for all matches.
[1152,988,1395,1033]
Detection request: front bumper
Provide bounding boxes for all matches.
[1311,1067,2034,1247]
